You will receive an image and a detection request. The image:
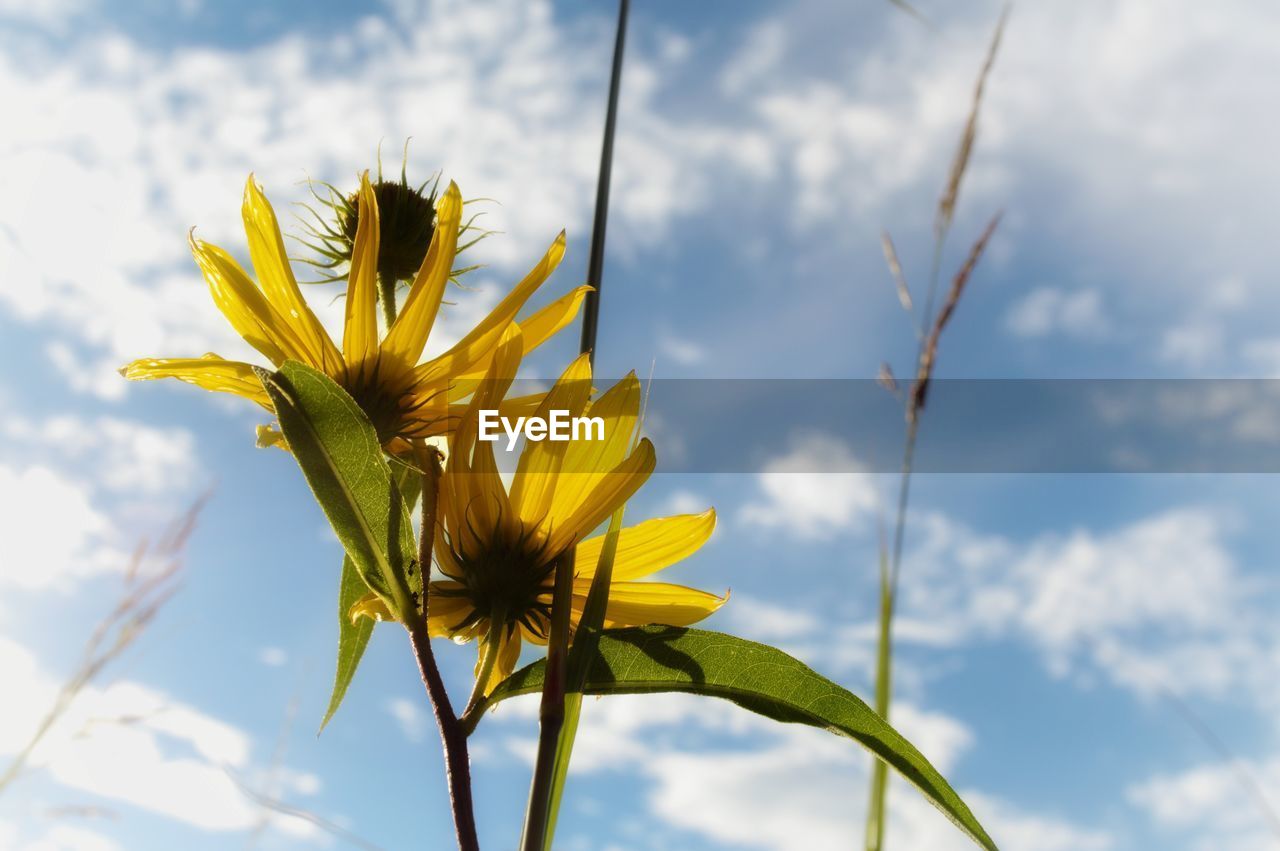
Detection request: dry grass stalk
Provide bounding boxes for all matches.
[0,498,206,796]
[866,11,1009,851]
[935,5,1010,242]
[888,0,928,25]
[229,771,386,851]
[880,231,914,316]
[908,212,1002,423]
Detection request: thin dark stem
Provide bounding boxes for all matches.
[407,447,479,851]
[578,0,630,364]
[408,624,479,851]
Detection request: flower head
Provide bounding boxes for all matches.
[121,173,589,449]
[302,155,483,288]
[358,326,726,695]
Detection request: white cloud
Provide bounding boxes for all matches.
[2,414,198,496]
[739,432,880,540]
[721,594,822,643]
[1016,510,1237,682]
[1005,287,1107,339]
[0,0,91,33]
[13,825,123,851]
[0,464,119,591]
[257,647,288,667]
[0,0,759,397]
[386,697,428,744]
[491,692,1107,851]
[1240,338,1280,378]
[718,1,1280,378]
[0,413,200,591]
[0,636,318,838]
[656,488,712,518]
[656,329,706,367]
[720,20,788,97]
[881,506,1280,710]
[1160,321,1225,369]
[1129,756,1280,851]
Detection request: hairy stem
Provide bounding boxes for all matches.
[407,446,479,851]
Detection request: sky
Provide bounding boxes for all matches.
[2,0,1280,849]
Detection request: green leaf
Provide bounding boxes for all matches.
[261,360,421,621]
[542,506,627,845]
[319,556,376,733]
[317,434,427,733]
[478,626,997,851]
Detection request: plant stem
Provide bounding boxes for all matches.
[515,4,630,847]
[519,551,575,851]
[461,607,507,724]
[379,272,398,331]
[578,0,630,366]
[865,414,919,851]
[407,446,480,851]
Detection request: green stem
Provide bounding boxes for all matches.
[865,355,923,851]
[520,551,575,851]
[865,571,895,850]
[461,607,507,725]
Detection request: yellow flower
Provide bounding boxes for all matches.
[121,173,589,448]
[358,325,727,695]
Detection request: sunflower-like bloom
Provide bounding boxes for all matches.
[357,326,727,695]
[122,173,588,448]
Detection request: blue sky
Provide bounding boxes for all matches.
[3,0,1280,849]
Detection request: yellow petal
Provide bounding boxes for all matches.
[545,438,656,555]
[255,424,288,449]
[381,182,463,373]
[448,325,524,555]
[427,584,477,637]
[433,530,465,580]
[349,592,394,623]
[509,353,594,525]
[571,580,727,628]
[242,176,342,373]
[342,171,380,373]
[422,283,588,388]
[575,510,716,582]
[515,285,592,359]
[480,628,522,696]
[350,583,476,637]
[542,373,641,531]
[121,354,271,408]
[413,231,567,386]
[191,238,311,365]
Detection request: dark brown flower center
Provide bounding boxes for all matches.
[339,179,439,285]
[437,519,563,639]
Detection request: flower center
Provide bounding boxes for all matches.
[339,179,439,285]
[438,524,562,639]
[343,360,414,445]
